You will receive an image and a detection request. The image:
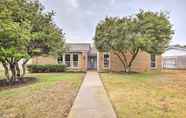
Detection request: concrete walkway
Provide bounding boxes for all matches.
[68,71,117,118]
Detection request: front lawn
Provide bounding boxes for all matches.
[101,71,186,118]
[0,73,84,118]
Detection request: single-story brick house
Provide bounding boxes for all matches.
[32,43,161,72]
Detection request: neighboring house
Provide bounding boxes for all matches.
[32,43,162,72]
[162,46,186,69]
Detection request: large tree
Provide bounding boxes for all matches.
[94,10,174,72]
[0,0,65,83]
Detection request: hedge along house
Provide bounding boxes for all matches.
[32,43,162,72]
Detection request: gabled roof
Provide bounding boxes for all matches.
[167,46,186,51]
[163,46,186,57]
[65,43,91,52]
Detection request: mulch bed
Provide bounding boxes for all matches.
[0,77,37,90]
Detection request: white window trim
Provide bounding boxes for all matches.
[63,54,65,65]
[64,53,71,67]
[63,53,80,69]
[103,52,110,69]
[150,54,157,69]
[72,53,80,69]
[97,52,100,71]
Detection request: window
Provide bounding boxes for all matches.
[63,53,79,68]
[73,54,79,67]
[150,54,156,68]
[163,58,176,68]
[104,52,110,68]
[57,56,63,64]
[65,54,71,67]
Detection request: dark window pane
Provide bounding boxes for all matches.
[104,53,109,68]
[73,54,78,61]
[57,56,63,64]
[65,54,70,61]
[151,54,156,68]
[73,54,79,67]
[73,61,78,67]
[151,55,156,61]
[65,54,71,67]
[151,62,156,68]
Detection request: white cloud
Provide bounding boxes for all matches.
[41,0,186,44]
[68,0,79,8]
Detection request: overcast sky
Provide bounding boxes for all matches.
[40,0,186,45]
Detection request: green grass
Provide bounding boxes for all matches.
[0,73,84,97]
[101,71,186,118]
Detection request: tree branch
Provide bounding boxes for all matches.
[128,48,140,69]
[113,52,127,72]
[21,58,30,78]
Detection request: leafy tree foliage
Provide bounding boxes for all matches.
[94,10,174,72]
[0,0,65,83]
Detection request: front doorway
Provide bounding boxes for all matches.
[88,56,97,70]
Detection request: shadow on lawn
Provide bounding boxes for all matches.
[0,77,38,91]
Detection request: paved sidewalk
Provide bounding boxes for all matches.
[68,71,117,118]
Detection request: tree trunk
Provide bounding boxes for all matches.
[21,58,30,78]
[127,49,140,73]
[2,61,10,80]
[15,61,22,81]
[9,63,17,83]
[113,49,139,73]
[125,67,130,73]
[114,52,127,72]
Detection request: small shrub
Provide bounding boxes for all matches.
[27,64,66,73]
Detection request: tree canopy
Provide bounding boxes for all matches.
[0,0,65,82]
[94,10,174,72]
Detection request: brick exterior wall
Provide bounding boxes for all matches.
[98,51,161,72]
[79,52,88,71]
[32,55,57,65]
[32,52,88,72]
[31,51,161,72]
